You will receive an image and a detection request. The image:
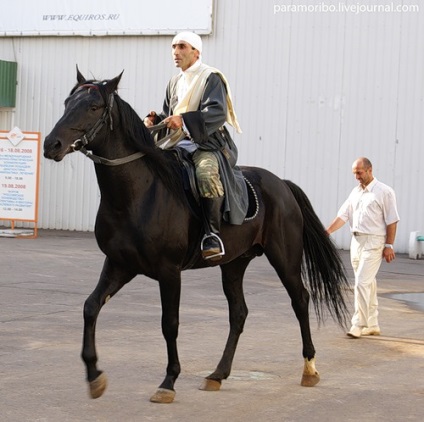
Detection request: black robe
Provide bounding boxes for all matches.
[156,72,248,225]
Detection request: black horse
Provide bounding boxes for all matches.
[43,69,349,403]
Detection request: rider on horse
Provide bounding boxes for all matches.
[144,31,247,261]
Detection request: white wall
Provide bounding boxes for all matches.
[1,0,423,253]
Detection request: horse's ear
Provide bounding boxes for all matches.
[105,70,124,94]
[76,65,86,84]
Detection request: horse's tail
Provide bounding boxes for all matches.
[284,180,350,328]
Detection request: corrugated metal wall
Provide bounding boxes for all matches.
[0,0,423,253]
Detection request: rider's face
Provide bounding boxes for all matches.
[172,42,199,71]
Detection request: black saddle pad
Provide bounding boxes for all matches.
[172,148,258,222]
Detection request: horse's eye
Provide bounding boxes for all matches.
[90,105,98,112]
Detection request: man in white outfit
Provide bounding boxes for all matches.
[326,157,400,338]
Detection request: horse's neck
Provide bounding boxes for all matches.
[95,159,154,208]
[90,126,144,192]
[92,129,183,211]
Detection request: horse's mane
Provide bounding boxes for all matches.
[113,95,186,201]
[71,80,186,203]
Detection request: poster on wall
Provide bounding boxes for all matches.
[0,128,40,237]
[0,0,213,36]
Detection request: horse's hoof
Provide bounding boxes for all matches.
[199,378,222,391]
[89,372,108,398]
[301,373,320,387]
[150,388,176,403]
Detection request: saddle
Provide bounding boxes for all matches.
[171,148,259,222]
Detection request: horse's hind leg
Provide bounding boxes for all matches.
[81,258,135,399]
[265,248,320,387]
[200,256,251,392]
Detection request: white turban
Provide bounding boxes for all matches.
[172,31,202,53]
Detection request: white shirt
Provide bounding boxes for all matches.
[174,61,202,153]
[176,60,202,100]
[337,178,400,236]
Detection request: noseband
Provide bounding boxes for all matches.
[70,85,144,166]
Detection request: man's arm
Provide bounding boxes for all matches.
[325,217,346,236]
[181,73,228,141]
[383,222,398,263]
[385,221,397,245]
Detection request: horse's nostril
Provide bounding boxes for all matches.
[43,136,64,159]
[52,139,62,150]
[44,137,61,150]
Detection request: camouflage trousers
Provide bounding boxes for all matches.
[192,150,224,198]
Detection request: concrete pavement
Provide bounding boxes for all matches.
[1,230,423,421]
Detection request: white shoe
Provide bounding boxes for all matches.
[361,326,381,336]
[347,326,362,338]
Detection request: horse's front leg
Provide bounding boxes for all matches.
[150,272,182,404]
[200,257,251,392]
[81,257,135,399]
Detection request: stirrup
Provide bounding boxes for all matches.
[200,233,225,260]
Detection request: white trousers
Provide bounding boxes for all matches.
[350,234,385,328]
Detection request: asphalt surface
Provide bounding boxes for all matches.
[1,230,423,422]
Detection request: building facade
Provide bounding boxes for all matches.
[1,0,422,252]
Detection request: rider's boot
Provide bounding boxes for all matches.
[201,196,225,261]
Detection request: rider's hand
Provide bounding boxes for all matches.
[164,115,183,130]
[143,111,156,127]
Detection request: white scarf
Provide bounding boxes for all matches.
[174,61,242,134]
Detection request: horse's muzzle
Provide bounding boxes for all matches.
[43,135,69,161]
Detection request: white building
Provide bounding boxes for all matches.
[0,0,423,253]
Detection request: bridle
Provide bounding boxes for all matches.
[68,84,182,166]
[70,86,145,166]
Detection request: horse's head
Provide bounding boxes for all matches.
[44,67,123,161]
